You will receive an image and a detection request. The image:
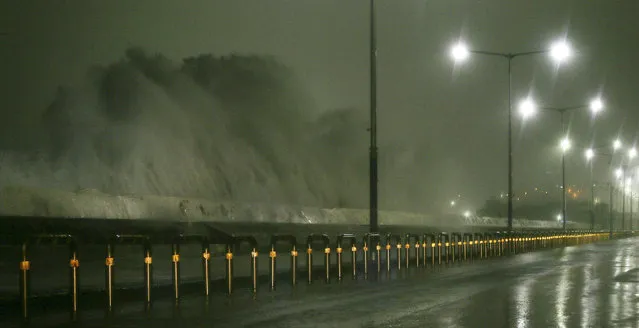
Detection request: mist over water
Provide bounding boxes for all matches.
[1,48,371,208]
[0,48,444,212]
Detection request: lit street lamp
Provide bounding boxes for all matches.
[616,163,639,230]
[450,39,572,231]
[530,98,605,229]
[559,136,572,152]
[613,139,623,151]
[518,98,537,119]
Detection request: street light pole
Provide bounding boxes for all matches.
[541,101,604,229]
[470,51,547,232]
[369,0,378,233]
[590,167,595,230]
[609,184,614,236]
[560,112,567,230]
[622,165,626,230]
[629,189,633,231]
[507,56,513,231]
[451,41,571,231]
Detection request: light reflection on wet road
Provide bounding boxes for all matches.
[5,237,639,327]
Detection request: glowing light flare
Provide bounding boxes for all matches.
[585,148,594,160]
[450,42,470,62]
[629,147,637,159]
[559,137,572,152]
[518,98,537,119]
[463,210,471,218]
[613,139,622,151]
[549,40,572,63]
[589,98,604,114]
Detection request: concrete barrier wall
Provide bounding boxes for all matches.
[0,186,587,229]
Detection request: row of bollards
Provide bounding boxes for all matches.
[14,230,631,321]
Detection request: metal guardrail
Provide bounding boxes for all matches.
[1,215,636,323]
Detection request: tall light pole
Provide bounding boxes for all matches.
[622,166,627,230]
[450,40,571,231]
[614,167,623,230]
[628,189,634,231]
[559,136,571,229]
[622,161,638,231]
[585,140,619,234]
[617,149,637,231]
[369,0,378,233]
[585,148,595,229]
[610,183,614,235]
[531,98,604,229]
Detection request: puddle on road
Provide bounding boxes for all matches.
[613,268,639,283]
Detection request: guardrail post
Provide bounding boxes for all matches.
[105,243,114,312]
[422,234,435,266]
[336,239,344,280]
[324,245,331,283]
[363,233,381,275]
[435,235,442,265]
[385,240,391,272]
[307,244,313,284]
[270,235,298,288]
[451,233,462,262]
[19,242,30,321]
[404,241,410,269]
[306,234,330,283]
[231,236,258,293]
[461,234,468,260]
[350,241,357,278]
[421,236,428,267]
[291,245,298,286]
[225,244,233,295]
[202,241,211,297]
[171,243,180,301]
[405,234,420,268]
[337,234,358,278]
[269,246,277,290]
[441,233,450,263]
[362,239,369,275]
[376,243,382,273]
[384,234,402,272]
[144,240,153,305]
[69,240,80,314]
[414,238,420,268]
[251,247,258,293]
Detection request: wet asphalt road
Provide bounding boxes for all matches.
[4,237,639,328]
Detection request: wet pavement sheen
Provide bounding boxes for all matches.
[5,237,639,327]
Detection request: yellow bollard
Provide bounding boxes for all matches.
[202,244,211,297]
[105,244,114,312]
[225,247,233,295]
[20,243,30,321]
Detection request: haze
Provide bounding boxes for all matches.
[1,0,638,214]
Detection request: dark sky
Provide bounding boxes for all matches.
[2,0,638,211]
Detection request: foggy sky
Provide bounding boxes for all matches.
[2,0,638,212]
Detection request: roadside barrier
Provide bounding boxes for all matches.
[336,234,358,280]
[1,216,630,322]
[306,234,331,283]
[269,235,298,289]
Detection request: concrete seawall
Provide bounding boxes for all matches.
[0,186,585,229]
